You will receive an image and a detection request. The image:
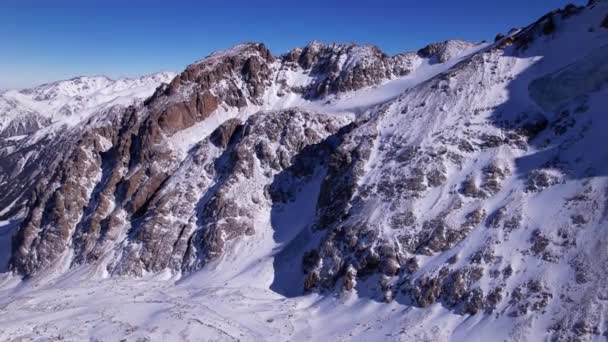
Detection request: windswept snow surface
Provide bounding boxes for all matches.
[0,272,413,341]
[0,249,472,342]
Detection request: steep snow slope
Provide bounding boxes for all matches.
[1,1,608,341]
[296,3,608,340]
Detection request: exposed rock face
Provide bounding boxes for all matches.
[0,112,50,139]
[146,43,275,134]
[10,108,134,274]
[111,109,347,275]
[294,4,608,339]
[10,104,348,276]
[417,40,477,64]
[0,73,176,222]
[283,42,412,98]
[5,39,477,276]
[278,40,476,99]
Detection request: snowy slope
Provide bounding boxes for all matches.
[0,72,176,138]
[1,2,608,341]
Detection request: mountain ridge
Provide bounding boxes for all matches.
[1,1,608,340]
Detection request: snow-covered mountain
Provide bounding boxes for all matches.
[0,72,176,223]
[1,2,608,341]
[0,72,176,138]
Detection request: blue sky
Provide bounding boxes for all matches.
[1,0,586,89]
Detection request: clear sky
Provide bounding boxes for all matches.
[0,0,586,89]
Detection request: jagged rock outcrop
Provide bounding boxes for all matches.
[110,109,348,276]
[5,38,478,276]
[295,3,608,340]
[149,43,275,133]
[417,40,477,64]
[279,40,476,99]
[282,41,412,98]
[0,73,177,221]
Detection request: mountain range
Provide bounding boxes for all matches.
[1,1,608,341]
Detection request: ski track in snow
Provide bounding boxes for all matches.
[0,260,465,342]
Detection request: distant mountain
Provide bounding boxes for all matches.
[0,72,176,138]
[1,2,608,341]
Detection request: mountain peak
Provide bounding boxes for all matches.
[416,39,479,63]
[192,42,274,67]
